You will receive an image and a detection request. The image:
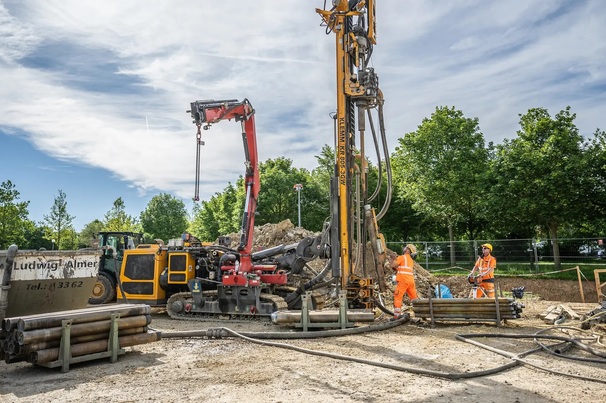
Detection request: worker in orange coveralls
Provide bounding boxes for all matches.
[390,244,418,320]
[468,243,497,298]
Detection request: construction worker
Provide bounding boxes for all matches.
[469,243,497,298]
[390,244,418,319]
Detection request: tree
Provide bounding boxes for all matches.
[43,190,75,250]
[0,180,30,249]
[21,221,51,250]
[584,128,606,223]
[391,106,491,265]
[189,184,241,242]
[79,219,105,248]
[140,193,188,242]
[256,157,327,230]
[491,106,591,268]
[103,198,138,232]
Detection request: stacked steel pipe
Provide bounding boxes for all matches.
[1,304,160,365]
[412,298,524,323]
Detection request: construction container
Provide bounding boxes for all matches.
[0,246,102,320]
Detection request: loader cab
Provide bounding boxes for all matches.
[89,231,144,305]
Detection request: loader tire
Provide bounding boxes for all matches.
[89,273,116,304]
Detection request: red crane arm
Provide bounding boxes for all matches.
[188,99,259,272]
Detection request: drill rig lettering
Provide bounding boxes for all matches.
[338,117,347,186]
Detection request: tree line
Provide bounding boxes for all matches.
[2,106,605,268]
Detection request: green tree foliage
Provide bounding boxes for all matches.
[491,106,593,268]
[103,198,138,232]
[584,128,606,220]
[0,180,30,249]
[189,184,240,242]
[61,228,79,250]
[310,145,334,196]
[140,193,188,242]
[392,107,491,257]
[21,221,51,250]
[43,190,75,250]
[256,157,327,231]
[79,219,105,248]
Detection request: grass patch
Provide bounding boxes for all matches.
[426,262,600,281]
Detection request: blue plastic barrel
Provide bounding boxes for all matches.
[435,284,453,298]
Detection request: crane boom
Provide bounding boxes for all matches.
[188,98,259,273]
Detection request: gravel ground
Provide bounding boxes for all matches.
[1,297,605,403]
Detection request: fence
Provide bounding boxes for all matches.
[386,237,606,272]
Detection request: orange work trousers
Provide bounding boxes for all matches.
[475,281,495,298]
[394,275,417,308]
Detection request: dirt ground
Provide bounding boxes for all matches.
[2,221,605,403]
[1,287,605,403]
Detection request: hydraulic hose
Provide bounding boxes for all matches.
[158,320,530,380]
[284,261,332,307]
[372,297,394,317]
[456,332,606,384]
[374,93,392,221]
[532,326,606,364]
[159,314,409,340]
[157,322,605,382]
[367,107,383,203]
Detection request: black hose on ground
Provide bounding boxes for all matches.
[158,323,606,382]
[372,297,394,316]
[159,314,409,340]
[159,322,528,380]
[532,326,606,364]
[456,332,606,384]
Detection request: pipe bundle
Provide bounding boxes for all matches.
[1,304,160,365]
[412,298,524,322]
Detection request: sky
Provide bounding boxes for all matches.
[1,0,605,232]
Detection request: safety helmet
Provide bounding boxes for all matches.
[405,244,417,254]
[481,243,493,252]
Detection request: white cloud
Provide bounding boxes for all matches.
[1,0,605,211]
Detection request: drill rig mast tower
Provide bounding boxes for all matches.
[317,0,392,307]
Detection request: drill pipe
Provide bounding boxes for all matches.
[412,306,518,313]
[271,310,375,324]
[10,304,151,332]
[413,298,514,305]
[4,352,28,364]
[414,313,520,319]
[10,326,147,355]
[18,314,151,345]
[30,330,161,364]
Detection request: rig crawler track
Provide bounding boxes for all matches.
[166,291,288,321]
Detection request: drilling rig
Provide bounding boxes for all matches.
[316,0,392,308]
[115,1,393,320]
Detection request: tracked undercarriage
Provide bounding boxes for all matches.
[166,286,327,321]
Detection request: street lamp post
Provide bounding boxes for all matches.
[293,184,303,227]
[51,239,55,250]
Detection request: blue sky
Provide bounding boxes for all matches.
[1,0,605,231]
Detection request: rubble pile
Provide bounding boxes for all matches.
[580,301,606,332]
[540,304,581,325]
[222,219,319,251]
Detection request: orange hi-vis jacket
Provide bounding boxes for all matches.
[395,254,414,279]
[473,255,496,282]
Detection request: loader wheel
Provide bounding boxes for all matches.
[89,274,116,304]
